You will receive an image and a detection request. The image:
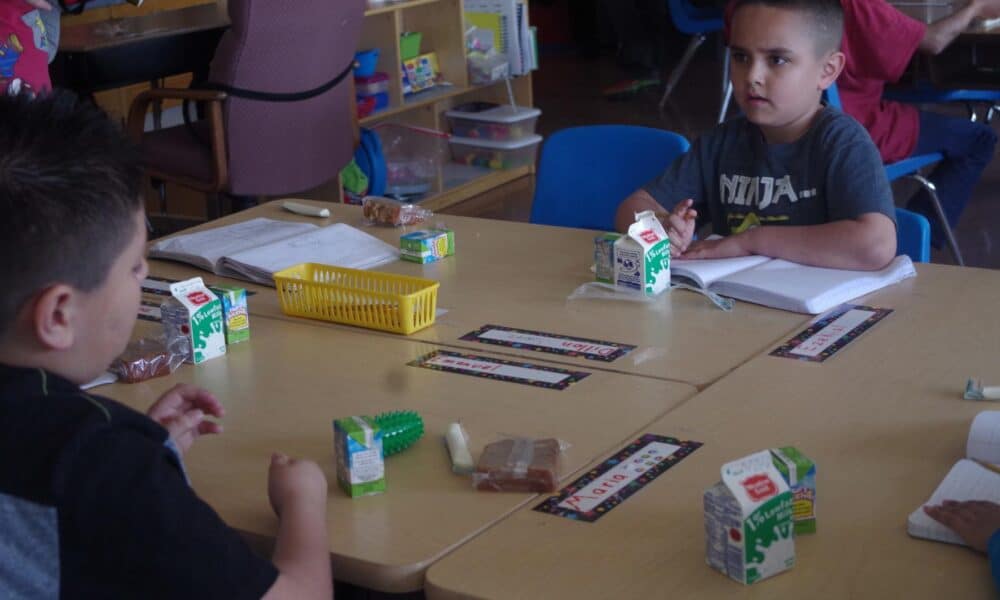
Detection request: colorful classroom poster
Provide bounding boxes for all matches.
[770,304,893,363]
[459,324,635,362]
[534,434,703,522]
[408,350,590,390]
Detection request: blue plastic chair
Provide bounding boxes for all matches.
[894,206,931,263]
[659,0,726,119]
[825,82,963,265]
[884,82,1000,124]
[530,126,690,231]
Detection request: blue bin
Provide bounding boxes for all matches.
[354,49,380,78]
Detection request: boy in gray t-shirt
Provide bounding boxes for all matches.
[616,0,897,271]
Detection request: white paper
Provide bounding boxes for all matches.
[908,459,1000,545]
[967,412,1000,465]
[425,353,571,384]
[788,308,875,357]
[671,255,771,289]
[710,255,916,314]
[148,218,318,273]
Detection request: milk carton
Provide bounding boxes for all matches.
[593,233,621,284]
[160,277,226,364]
[614,210,670,296]
[771,447,816,535]
[209,285,250,345]
[704,450,795,585]
[334,416,386,497]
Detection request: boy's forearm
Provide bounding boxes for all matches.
[615,189,663,232]
[742,214,897,270]
[267,501,331,600]
[921,1,981,54]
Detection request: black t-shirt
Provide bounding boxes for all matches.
[0,364,278,599]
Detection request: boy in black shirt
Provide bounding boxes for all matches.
[0,91,331,599]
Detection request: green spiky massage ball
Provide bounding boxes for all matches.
[371,411,424,456]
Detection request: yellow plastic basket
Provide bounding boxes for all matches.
[273,263,440,335]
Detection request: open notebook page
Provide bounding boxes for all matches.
[907,459,1000,545]
[968,411,1000,465]
[218,223,399,285]
[670,255,771,289]
[149,218,319,273]
[711,255,915,314]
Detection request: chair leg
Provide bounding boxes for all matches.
[659,34,707,109]
[718,81,733,124]
[906,173,965,266]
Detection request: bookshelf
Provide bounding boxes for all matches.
[359,0,536,212]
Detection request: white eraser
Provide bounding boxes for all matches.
[445,422,474,474]
[282,200,330,218]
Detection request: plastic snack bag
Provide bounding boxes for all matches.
[109,335,188,384]
[362,196,433,227]
[473,437,566,493]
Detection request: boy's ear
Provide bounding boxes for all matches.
[32,284,79,351]
[819,50,846,90]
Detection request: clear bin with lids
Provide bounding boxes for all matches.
[449,134,542,170]
[444,102,542,141]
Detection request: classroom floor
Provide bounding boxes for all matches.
[525,49,1000,269]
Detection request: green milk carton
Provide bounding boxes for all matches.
[161,277,226,364]
[771,447,817,535]
[334,416,386,497]
[209,285,250,345]
[704,450,795,585]
[614,210,670,296]
[593,232,621,284]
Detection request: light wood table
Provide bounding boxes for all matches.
[425,262,1000,599]
[109,316,696,593]
[148,200,811,388]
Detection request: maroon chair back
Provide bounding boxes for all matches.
[209,0,364,195]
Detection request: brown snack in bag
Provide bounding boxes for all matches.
[473,438,562,493]
[362,196,431,227]
[110,338,175,383]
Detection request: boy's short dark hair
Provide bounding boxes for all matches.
[731,0,844,55]
[0,91,143,338]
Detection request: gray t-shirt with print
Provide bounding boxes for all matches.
[643,107,895,235]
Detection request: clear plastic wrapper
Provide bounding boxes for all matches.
[362,196,433,227]
[473,437,566,493]
[109,335,188,384]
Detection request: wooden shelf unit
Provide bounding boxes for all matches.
[359,0,535,212]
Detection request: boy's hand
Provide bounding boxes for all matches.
[682,233,752,260]
[268,453,328,517]
[25,0,53,10]
[661,199,698,257]
[924,500,1000,553]
[147,384,224,455]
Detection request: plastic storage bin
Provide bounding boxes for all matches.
[445,103,541,141]
[354,49,379,77]
[449,134,542,170]
[273,263,439,335]
[355,72,389,95]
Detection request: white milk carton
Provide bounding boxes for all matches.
[704,450,795,585]
[614,210,670,296]
[160,277,227,364]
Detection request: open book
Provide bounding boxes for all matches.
[908,412,1000,546]
[148,218,399,286]
[670,254,916,314]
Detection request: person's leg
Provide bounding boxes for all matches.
[907,110,998,244]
